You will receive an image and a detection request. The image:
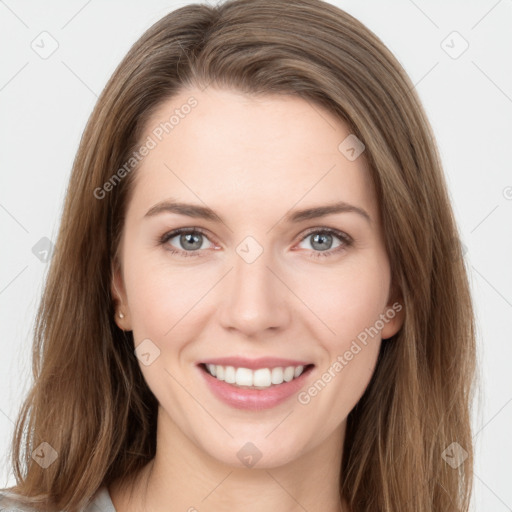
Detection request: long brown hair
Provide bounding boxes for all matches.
[1,1,477,510]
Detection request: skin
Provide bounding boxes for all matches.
[109,86,404,512]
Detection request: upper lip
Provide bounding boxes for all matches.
[199,357,313,370]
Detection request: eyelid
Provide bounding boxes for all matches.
[159,226,218,249]
[298,226,352,244]
[159,225,352,258]
[293,226,352,259]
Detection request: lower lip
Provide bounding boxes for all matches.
[197,364,314,410]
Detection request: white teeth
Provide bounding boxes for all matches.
[271,367,283,384]
[283,366,295,382]
[205,364,308,388]
[224,366,236,384]
[236,367,253,386]
[253,368,271,387]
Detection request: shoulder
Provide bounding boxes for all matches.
[0,486,115,512]
[85,486,116,512]
[0,491,38,512]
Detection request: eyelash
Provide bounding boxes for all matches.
[158,227,353,260]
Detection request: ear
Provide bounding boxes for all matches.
[111,261,132,331]
[380,281,405,340]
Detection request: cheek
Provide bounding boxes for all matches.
[123,232,390,349]
[297,253,390,345]
[294,259,389,419]
[123,247,213,337]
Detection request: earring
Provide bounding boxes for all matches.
[118,312,125,319]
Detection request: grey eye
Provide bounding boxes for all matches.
[299,232,342,252]
[172,232,206,251]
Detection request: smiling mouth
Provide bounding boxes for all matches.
[199,363,315,390]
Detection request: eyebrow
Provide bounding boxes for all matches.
[144,199,372,225]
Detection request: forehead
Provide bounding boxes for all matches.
[128,86,377,222]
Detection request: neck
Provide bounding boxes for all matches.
[110,407,348,512]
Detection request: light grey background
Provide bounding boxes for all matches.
[1,0,511,510]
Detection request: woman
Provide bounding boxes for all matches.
[0,0,476,511]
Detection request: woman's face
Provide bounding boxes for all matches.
[112,86,403,468]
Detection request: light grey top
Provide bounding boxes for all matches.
[0,485,116,512]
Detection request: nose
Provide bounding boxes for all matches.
[218,244,291,337]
